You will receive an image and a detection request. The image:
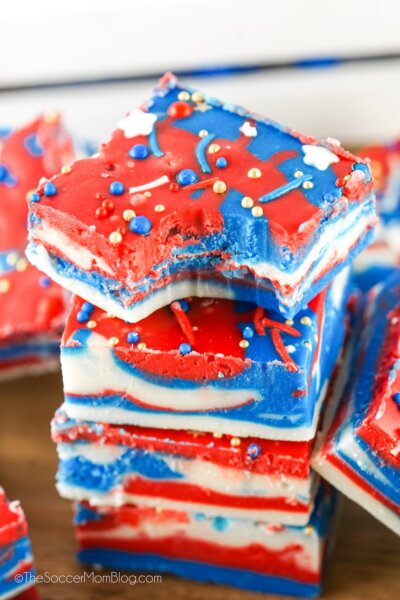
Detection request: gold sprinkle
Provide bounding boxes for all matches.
[137,342,147,351]
[285,319,294,326]
[303,341,312,350]
[61,165,72,174]
[248,167,262,179]
[302,181,314,189]
[305,526,314,536]
[86,320,97,329]
[108,336,119,346]
[43,111,58,124]
[213,180,227,194]
[252,206,263,218]
[0,279,11,294]
[239,339,249,348]
[294,170,304,178]
[208,144,220,154]
[343,174,351,182]
[230,437,241,447]
[154,204,165,213]
[213,432,223,438]
[241,196,254,209]
[144,191,152,197]
[123,209,136,222]
[109,231,122,244]
[6,252,19,266]
[191,91,204,104]
[106,312,116,319]
[300,316,312,326]
[178,91,190,101]
[16,258,28,272]
[199,129,209,138]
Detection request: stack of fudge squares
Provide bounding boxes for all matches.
[26,74,378,597]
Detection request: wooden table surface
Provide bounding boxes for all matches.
[0,372,399,600]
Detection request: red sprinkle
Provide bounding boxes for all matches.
[170,301,195,346]
[184,177,219,192]
[270,329,299,372]
[262,318,301,338]
[95,207,108,219]
[169,182,180,193]
[102,199,115,212]
[167,101,193,119]
[254,307,265,335]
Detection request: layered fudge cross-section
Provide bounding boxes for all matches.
[27,73,376,321]
[52,408,319,525]
[313,271,400,535]
[61,267,351,441]
[0,116,72,379]
[75,483,338,599]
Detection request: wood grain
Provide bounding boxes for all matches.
[0,372,399,600]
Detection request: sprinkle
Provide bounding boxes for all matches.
[259,174,312,204]
[216,157,228,168]
[248,167,262,179]
[254,306,265,335]
[6,252,18,266]
[305,526,314,536]
[270,329,299,372]
[154,204,165,213]
[30,192,41,203]
[82,302,94,313]
[95,207,108,219]
[167,101,193,119]
[239,339,249,348]
[169,182,180,192]
[230,437,241,447]
[247,443,261,459]
[294,170,304,178]
[171,301,195,345]
[127,331,140,344]
[108,337,120,346]
[208,144,220,154]
[302,180,314,189]
[243,326,254,339]
[106,312,115,319]
[178,91,190,101]
[129,175,169,195]
[179,342,192,355]
[137,342,147,350]
[102,199,114,212]
[39,276,51,288]
[109,231,122,244]
[196,133,216,173]
[43,181,57,196]
[191,91,204,103]
[241,196,254,209]
[77,310,89,323]
[252,206,263,217]
[128,144,150,160]
[87,320,97,329]
[176,169,199,186]
[300,316,312,326]
[148,125,164,157]
[184,177,219,192]
[129,216,152,235]
[15,258,28,272]
[199,130,209,138]
[0,279,10,293]
[285,319,294,325]
[144,191,151,197]
[213,180,227,194]
[213,432,223,438]
[303,341,312,349]
[262,318,301,338]
[61,165,72,174]
[123,209,136,222]
[109,181,125,195]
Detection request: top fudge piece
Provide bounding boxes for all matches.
[26,73,376,322]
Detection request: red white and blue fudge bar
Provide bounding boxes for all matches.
[26,73,376,322]
[75,482,337,598]
[0,116,73,380]
[354,140,400,291]
[52,407,319,525]
[313,271,400,535]
[0,488,38,600]
[60,267,351,441]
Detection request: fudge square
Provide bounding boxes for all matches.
[52,407,319,525]
[313,271,400,535]
[26,73,376,322]
[60,267,351,441]
[75,483,338,599]
[0,116,72,379]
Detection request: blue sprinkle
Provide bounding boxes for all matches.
[353,162,372,182]
[129,216,152,235]
[39,276,51,288]
[127,331,140,344]
[179,342,192,355]
[243,326,254,339]
[128,144,150,160]
[393,393,400,410]
[0,164,7,181]
[194,513,207,521]
[213,516,230,532]
[77,310,89,323]
[109,181,125,195]
[322,192,335,203]
[43,182,57,196]
[247,443,261,459]
[216,157,228,169]
[81,302,94,314]
[176,169,199,186]
[30,192,41,203]
[178,299,189,312]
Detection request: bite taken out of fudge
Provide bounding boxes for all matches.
[27,73,376,322]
